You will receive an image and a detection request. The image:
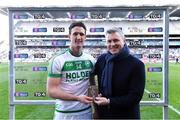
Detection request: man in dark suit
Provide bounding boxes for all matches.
[94,27,145,119]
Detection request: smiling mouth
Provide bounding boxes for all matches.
[111,49,117,51]
[75,40,83,43]
[111,46,118,49]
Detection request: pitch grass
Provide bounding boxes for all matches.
[0,62,180,119]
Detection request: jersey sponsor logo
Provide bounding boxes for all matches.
[65,77,88,83]
[62,60,93,71]
[66,71,90,79]
[64,71,90,83]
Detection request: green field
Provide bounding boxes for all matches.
[0,62,180,119]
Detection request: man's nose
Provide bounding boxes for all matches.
[110,41,115,46]
[76,34,81,39]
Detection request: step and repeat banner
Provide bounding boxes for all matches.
[11,8,168,101]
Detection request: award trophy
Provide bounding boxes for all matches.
[88,73,98,99]
[88,72,99,119]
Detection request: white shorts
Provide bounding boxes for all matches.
[53,108,92,120]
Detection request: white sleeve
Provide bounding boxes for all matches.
[48,57,62,78]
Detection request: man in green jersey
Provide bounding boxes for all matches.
[47,22,95,120]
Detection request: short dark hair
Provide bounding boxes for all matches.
[69,21,87,34]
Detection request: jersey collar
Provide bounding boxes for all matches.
[68,48,82,57]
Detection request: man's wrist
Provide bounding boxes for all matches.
[76,95,80,101]
[107,98,110,104]
[107,98,110,109]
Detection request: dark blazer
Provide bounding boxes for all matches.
[94,50,145,119]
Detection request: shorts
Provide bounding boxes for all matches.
[53,108,92,120]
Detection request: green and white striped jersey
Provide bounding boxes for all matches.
[48,48,95,114]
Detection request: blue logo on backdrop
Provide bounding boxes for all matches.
[32,67,47,71]
[14,92,28,97]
